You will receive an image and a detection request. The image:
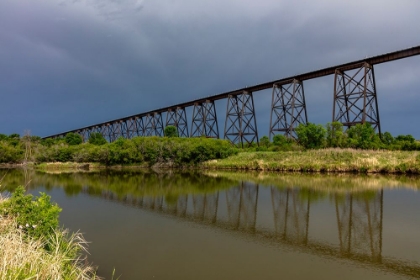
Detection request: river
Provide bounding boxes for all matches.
[1,168,419,279]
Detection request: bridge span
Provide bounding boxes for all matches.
[44,45,420,146]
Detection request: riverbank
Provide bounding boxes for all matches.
[203,149,420,174]
[3,148,420,175]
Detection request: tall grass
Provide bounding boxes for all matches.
[203,148,420,174]
[0,215,99,279]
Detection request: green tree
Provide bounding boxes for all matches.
[326,122,346,148]
[346,123,380,149]
[395,134,415,143]
[88,132,107,145]
[295,123,326,149]
[164,126,178,137]
[259,136,270,148]
[381,131,395,146]
[65,132,82,145]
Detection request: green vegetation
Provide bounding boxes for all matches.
[88,132,107,146]
[0,133,238,166]
[204,149,420,173]
[1,122,420,173]
[164,125,178,137]
[0,187,98,279]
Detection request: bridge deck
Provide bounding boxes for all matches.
[44,45,420,138]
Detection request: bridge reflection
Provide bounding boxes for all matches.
[2,169,418,277]
[92,183,418,278]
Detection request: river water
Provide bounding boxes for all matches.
[1,169,420,280]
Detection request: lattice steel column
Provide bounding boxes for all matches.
[77,129,89,142]
[333,63,381,134]
[269,79,308,140]
[335,190,383,261]
[124,118,137,139]
[144,113,164,136]
[166,107,189,137]
[190,100,219,138]
[224,91,258,147]
[134,116,145,136]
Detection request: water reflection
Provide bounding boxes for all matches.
[1,169,419,278]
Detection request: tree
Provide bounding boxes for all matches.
[295,123,326,149]
[381,132,395,145]
[326,122,346,148]
[346,123,380,149]
[88,132,107,145]
[65,132,83,145]
[259,136,270,148]
[164,125,178,138]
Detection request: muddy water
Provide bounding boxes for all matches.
[1,169,420,279]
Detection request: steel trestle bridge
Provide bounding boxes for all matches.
[45,45,420,146]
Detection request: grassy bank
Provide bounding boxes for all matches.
[0,188,99,279]
[203,149,420,174]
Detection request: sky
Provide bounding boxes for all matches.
[1,0,420,139]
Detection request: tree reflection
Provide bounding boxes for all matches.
[1,169,419,278]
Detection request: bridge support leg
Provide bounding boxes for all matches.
[335,190,383,261]
[333,63,381,134]
[224,91,258,147]
[190,100,219,138]
[166,107,189,137]
[269,79,308,140]
[145,113,164,136]
[135,116,145,136]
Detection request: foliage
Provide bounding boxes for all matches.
[0,186,61,241]
[65,132,83,146]
[0,192,99,279]
[381,132,395,145]
[326,122,346,148]
[346,123,381,149]
[0,141,24,163]
[88,132,107,145]
[259,136,270,147]
[295,123,326,149]
[164,125,179,137]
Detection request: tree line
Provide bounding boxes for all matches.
[0,123,418,165]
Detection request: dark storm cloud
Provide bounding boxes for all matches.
[1,0,420,138]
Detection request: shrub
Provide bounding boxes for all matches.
[164,126,178,137]
[65,132,83,145]
[0,186,61,241]
[88,132,107,145]
[295,123,326,149]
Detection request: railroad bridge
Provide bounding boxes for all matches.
[45,46,420,146]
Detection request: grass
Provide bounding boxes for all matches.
[0,214,99,279]
[203,148,420,174]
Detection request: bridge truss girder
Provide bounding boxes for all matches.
[166,107,189,137]
[333,62,381,134]
[269,79,308,140]
[144,113,164,137]
[224,91,259,147]
[190,100,219,138]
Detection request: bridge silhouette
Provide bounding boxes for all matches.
[45,46,420,146]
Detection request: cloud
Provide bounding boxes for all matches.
[0,0,419,138]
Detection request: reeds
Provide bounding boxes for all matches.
[0,215,99,280]
[203,148,420,174]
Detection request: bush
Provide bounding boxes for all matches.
[88,132,107,145]
[65,133,83,145]
[164,126,178,137]
[295,123,326,149]
[0,186,61,241]
[326,122,347,148]
[346,123,381,149]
